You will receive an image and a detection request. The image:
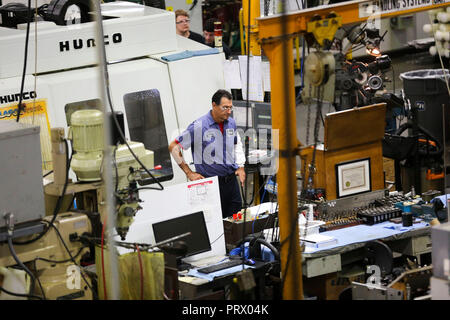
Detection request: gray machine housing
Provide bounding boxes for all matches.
[0,121,45,227]
[431,222,450,280]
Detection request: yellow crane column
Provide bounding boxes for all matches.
[242,0,261,55]
[261,37,303,300]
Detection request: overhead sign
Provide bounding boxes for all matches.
[359,0,449,18]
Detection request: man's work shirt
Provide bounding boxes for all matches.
[176,111,243,178]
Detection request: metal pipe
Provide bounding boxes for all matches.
[90,0,120,300]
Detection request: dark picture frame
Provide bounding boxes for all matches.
[335,158,371,198]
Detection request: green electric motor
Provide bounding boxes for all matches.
[70,109,104,181]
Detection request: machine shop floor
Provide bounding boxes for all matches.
[294,50,446,190]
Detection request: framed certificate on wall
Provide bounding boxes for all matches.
[335,158,371,198]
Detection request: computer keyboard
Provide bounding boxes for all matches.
[197,259,244,274]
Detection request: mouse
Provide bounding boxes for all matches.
[245,259,255,266]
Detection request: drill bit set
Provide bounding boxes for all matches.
[357,204,403,225]
[315,191,414,230]
[318,208,364,231]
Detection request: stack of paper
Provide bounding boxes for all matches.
[300,233,338,249]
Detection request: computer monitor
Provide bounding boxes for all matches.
[253,102,272,130]
[152,211,211,259]
[232,101,253,129]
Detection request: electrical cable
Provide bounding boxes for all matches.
[6,236,37,298]
[135,244,144,300]
[238,172,270,218]
[258,197,277,238]
[32,260,47,300]
[391,65,396,95]
[279,209,300,292]
[251,175,272,234]
[15,0,31,123]
[33,246,85,264]
[14,139,70,245]
[66,193,76,212]
[93,12,164,192]
[45,220,95,296]
[43,170,53,178]
[101,216,108,300]
[0,284,43,300]
[113,144,119,193]
[210,232,224,246]
[32,0,38,125]
[238,0,254,272]
[3,212,38,298]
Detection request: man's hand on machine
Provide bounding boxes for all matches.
[235,167,246,187]
[187,171,205,181]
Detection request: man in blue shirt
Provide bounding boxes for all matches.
[169,89,246,218]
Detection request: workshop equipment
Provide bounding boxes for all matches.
[300,103,386,200]
[0,212,93,300]
[69,110,104,182]
[0,121,45,229]
[255,0,450,300]
[0,1,225,189]
[358,205,403,225]
[402,212,413,227]
[431,222,450,299]
[400,69,450,147]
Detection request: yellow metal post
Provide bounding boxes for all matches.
[242,0,261,56]
[261,38,303,300]
[239,8,246,55]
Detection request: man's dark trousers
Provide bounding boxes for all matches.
[218,173,242,218]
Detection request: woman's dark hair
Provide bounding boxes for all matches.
[204,18,218,33]
[212,89,232,105]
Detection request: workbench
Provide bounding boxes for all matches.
[177,260,272,300]
[296,220,432,299]
[301,220,431,278]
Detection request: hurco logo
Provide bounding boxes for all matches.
[59,33,123,52]
[0,91,36,104]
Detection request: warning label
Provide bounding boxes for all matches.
[0,100,53,171]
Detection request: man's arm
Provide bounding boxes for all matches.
[168,140,204,181]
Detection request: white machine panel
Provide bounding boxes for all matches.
[0,2,227,190]
[0,2,177,78]
[150,35,226,176]
[116,176,226,263]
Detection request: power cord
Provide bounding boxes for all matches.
[0,284,43,300]
[44,220,95,298]
[210,232,224,246]
[33,246,85,265]
[15,0,31,123]
[14,138,71,245]
[93,8,163,192]
[32,260,46,300]
[280,209,301,293]
[3,212,41,300]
